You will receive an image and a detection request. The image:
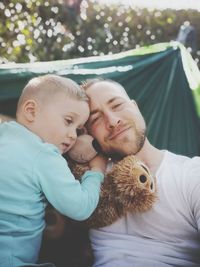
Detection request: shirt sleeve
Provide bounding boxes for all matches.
[184,157,200,232]
[34,147,104,221]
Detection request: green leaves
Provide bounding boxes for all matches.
[0,0,200,66]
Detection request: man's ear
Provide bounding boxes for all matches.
[22,99,38,122]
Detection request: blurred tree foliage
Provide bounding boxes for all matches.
[0,0,200,66]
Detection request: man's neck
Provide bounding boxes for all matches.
[136,139,164,175]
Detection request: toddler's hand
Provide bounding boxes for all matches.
[89,154,108,174]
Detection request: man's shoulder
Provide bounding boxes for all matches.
[163,150,200,173]
[157,150,198,175]
[162,150,190,165]
[167,150,200,162]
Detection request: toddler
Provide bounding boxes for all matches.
[0,75,106,267]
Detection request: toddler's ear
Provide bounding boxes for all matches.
[22,99,37,122]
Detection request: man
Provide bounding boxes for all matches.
[83,78,200,267]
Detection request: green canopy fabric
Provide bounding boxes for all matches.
[1,42,200,157]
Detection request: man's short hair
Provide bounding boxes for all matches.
[81,78,130,99]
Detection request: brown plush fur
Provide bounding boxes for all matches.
[68,155,157,228]
[44,155,157,242]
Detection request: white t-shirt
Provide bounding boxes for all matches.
[90,151,200,267]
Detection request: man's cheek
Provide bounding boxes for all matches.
[85,123,93,135]
[90,125,101,139]
[93,131,101,142]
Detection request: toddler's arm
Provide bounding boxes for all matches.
[36,148,106,221]
[89,154,107,173]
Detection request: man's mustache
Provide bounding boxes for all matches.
[91,122,136,153]
[107,122,135,141]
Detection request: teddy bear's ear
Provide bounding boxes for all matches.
[68,134,97,163]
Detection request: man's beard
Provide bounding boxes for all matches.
[103,126,146,161]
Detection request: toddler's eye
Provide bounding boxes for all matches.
[65,118,73,125]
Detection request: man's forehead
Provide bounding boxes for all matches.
[87,81,128,100]
[89,96,121,115]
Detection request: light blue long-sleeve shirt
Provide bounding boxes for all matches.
[0,121,104,266]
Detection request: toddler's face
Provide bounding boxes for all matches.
[33,94,89,154]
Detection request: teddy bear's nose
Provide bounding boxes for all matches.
[139,175,147,183]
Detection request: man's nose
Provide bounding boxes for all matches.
[105,112,121,129]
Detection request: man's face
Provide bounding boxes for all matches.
[86,81,146,158]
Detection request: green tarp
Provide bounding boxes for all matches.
[1,42,200,157]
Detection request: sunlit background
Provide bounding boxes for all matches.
[98,0,200,10]
[0,0,200,67]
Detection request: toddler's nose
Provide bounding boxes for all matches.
[68,129,77,140]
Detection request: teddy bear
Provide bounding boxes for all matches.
[44,131,157,241]
[67,135,157,229]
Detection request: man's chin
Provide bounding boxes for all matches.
[103,136,146,160]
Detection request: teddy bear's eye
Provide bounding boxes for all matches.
[139,175,147,183]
